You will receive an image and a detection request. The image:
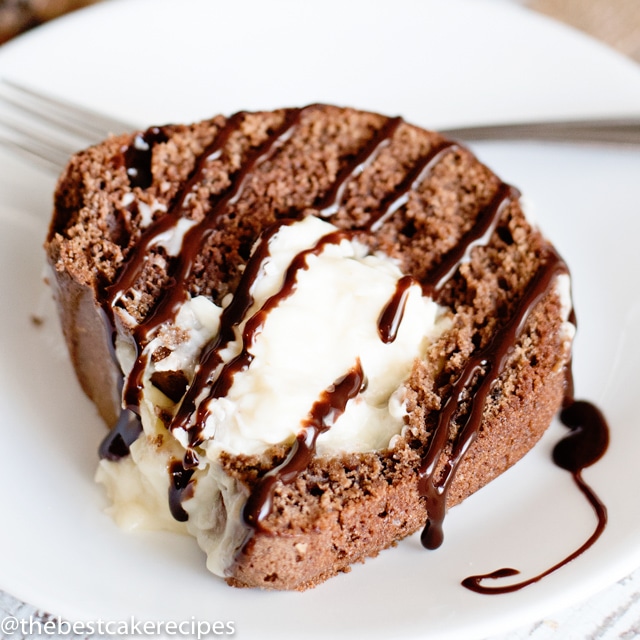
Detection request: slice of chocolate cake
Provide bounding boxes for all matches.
[45,104,575,590]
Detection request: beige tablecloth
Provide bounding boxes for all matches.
[531,0,640,62]
[2,0,640,58]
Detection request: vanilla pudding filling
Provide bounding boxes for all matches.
[96,215,452,574]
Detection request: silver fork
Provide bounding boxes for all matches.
[2,78,640,173]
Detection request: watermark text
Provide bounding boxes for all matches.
[1,615,235,639]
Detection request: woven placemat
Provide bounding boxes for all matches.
[3,1,640,62]
[530,0,640,62]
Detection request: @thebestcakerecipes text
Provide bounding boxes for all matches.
[0,614,235,638]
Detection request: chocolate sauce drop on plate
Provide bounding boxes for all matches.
[462,395,609,595]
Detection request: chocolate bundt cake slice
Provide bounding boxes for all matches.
[45,104,575,590]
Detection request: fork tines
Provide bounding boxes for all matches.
[0,78,132,172]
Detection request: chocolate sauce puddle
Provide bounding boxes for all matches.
[462,396,609,594]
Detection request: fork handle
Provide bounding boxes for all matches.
[440,117,640,145]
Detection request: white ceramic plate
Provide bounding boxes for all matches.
[1,1,640,638]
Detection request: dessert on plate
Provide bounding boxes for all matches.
[45,104,575,590]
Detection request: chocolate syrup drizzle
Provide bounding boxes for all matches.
[243,360,366,529]
[420,247,570,550]
[368,140,458,232]
[123,127,169,190]
[98,408,142,461]
[169,220,294,445]
[168,459,196,522]
[316,116,403,217]
[377,275,416,344]
[96,108,610,588]
[422,182,518,297]
[105,108,306,414]
[194,230,352,431]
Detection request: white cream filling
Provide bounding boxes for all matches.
[96,215,452,573]
[190,217,450,457]
[554,273,576,368]
[120,193,167,228]
[96,436,186,534]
